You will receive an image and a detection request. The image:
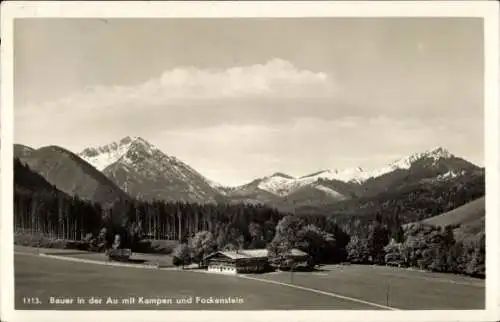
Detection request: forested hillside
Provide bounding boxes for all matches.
[14,157,485,278]
[18,147,129,206]
[295,169,485,224]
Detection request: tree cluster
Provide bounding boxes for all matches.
[344,221,485,278]
[14,158,485,278]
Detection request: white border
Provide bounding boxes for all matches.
[1,1,499,322]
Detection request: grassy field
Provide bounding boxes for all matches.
[14,245,175,266]
[15,253,373,310]
[418,196,485,240]
[420,196,485,228]
[14,246,484,310]
[253,264,484,310]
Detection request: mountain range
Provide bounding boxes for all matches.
[14,136,483,210]
[217,146,480,208]
[78,136,222,204]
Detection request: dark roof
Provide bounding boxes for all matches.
[204,248,308,261]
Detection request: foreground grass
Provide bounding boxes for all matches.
[14,248,485,310]
[15,252,375,310]
[257,264,485,310]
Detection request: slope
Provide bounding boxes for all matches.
[419,196,485,228]
[19,145,129,206]
[14,157,61,195]
[419,196,485,240]
[359,151,479,197]
[14,144,35,159]
[223,147,480,208]
[80,137,223,203]
[295,169,485,224]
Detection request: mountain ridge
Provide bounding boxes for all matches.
[19,137,481,208]
[218,146,479,205]
[79,136,223,203]
[17,145,130,206]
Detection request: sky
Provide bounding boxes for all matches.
[14,18,484,186]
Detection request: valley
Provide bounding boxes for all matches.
[13,136,486,286]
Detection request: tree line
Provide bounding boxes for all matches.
[167,213,484,278]
[14,158,484,278]
[14,187,485,278]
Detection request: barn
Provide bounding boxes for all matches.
[203,248,309,274]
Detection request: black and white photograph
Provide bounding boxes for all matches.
[1,1,499,322]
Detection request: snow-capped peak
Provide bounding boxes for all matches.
[79,136,159,171]
[205,178,226,190]
[257,172,301,196]
[389,146,454,170]
[299,167,367,184]
[250,146,459,196]
[288,147,457,187]
[425,146,453,159]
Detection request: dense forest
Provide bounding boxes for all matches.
[14,158,485,278]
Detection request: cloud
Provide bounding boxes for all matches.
[15,59,337,149]
[18,58,333,114]
[14,59,338,155]
[154,58,331,99]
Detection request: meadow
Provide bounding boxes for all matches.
[14,246,484,310]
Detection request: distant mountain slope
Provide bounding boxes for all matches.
[255,172,302,196]
[222,173,302,202]
[295,168,485,224]
[19,139,482,212]
[19,145,129,206]
[223,147,481,208]
[359,149,479,197]
[418,196,485,240]
[279,183,348,208]
[79,137,136,171]
[299,167,374,184]
[79,136,223,203]
[14,157,61,195]
[223,186,279,205]
[224,172,363,206]
[419,196,485,228]
[14,144,35,159]
[297,147,474,187]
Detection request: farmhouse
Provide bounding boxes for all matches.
[203,248,309,274]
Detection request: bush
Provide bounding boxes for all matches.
[65,241,92,251]
[384,239,404,267]
[172,256,183,266]
[346,236,371,264]
[172,243,191,267]
[188,231,217,265]
[133,239,177,255]
[14,232,73,249]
